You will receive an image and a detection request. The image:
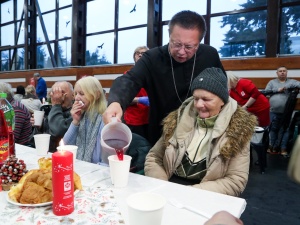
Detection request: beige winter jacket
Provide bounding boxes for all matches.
[145,97,257,196]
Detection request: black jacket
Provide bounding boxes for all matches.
[47,105,72,152]
[108,44,225,146]
[126,133,151,173]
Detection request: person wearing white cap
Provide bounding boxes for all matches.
[145,67,257,197]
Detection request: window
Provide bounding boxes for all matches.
[118,27,147,63]
[211,10,267,57]
[86,33,114,65]
[162,25,169,46]
[58,7,72,39]
[86,0,114,34]
[119,0,148,28]
[1,50,10,71]
[38,0,55,13]
[1,24,14,46]
[37,12,56,42]
[17,0,24,19]
[16,22,25,45]
[58,39,70,67]
[162,0,206,21]
[16,48,25,70]
[280,5,300,55]
[34,3,73,68]
[59,0,72,8]
[1,0,13,24]
[211,0,267,14]
[36,43,54,69]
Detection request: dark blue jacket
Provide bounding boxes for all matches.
[36,77,47,100]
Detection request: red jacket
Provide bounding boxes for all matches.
[124,88,149,125]
[229,79,270,113]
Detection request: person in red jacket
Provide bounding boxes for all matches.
[123,46,150,141]
[228,71,270,127]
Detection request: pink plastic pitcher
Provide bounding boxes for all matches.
[101,118,132,160]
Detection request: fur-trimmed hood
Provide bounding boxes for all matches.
[161,96,258,160]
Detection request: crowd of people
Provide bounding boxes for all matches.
[2,9,300,224]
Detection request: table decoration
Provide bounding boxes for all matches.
[0,155,28,191]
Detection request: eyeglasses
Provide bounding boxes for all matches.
[135,51,146,56]
[169,40,199,53]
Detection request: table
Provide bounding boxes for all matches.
[0,144,247,225]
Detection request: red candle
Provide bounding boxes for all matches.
[52,150,74,216]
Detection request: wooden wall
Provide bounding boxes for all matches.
[0,65,133,90]
[221,56,300,70]
[1,56,300,109]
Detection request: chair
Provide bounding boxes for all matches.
[250,127,269,174]
[40,104,52,116]
[125,133,151,174]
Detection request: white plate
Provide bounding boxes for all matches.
[6,190,79,207]
[6,194,52,207]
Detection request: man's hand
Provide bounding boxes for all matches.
[242,105,248,110]
[102,102,123,124]
[50,86,66,105]
[30,115,35,126]
[204,211,244,225]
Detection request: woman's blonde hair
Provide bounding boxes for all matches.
[75,76,107,117]
[226,71,240,88]
[25,85,36,95]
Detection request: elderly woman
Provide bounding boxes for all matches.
[0,82,32,145]
[21,85,42,113]
[63,76,108,164]
[144,67,257,196]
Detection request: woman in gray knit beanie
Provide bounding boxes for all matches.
[145,67,258,197]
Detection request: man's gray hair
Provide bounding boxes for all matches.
[54,81,74,92]
[33,72,40,77]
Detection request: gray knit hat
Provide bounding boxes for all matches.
[191,67,229,103]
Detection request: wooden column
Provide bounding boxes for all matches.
[71,0,87,66]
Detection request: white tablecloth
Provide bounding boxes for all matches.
[0,144,247,225]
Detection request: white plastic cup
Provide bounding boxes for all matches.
[34,134,51,156]
[108,155,132,188]
[127,192,166,225]
[101,118,132,158]
[34,110,45,126]
[57,145,78,164]
[251,126,265,144]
